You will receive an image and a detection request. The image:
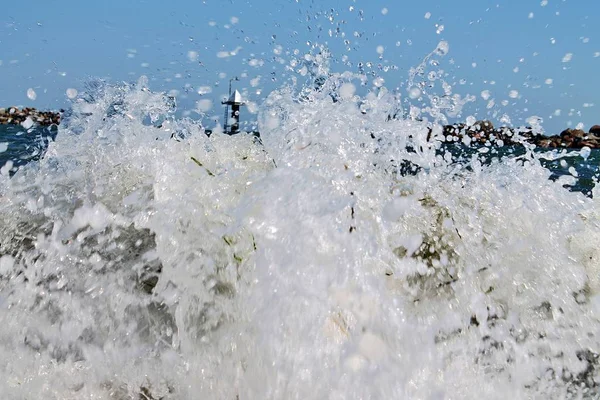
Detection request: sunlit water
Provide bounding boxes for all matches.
[1,70,600,399]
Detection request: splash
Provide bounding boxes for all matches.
[0,67,599,400]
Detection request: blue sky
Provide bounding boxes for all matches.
[1,0,598,133]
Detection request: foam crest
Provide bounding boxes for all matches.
[0,72,598,399]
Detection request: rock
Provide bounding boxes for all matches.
[580,140,600,148]
[560,128,586,139]
[462,120,494,144]
[473,120,495,134]
[433,120,600,149]
[496,126,515,139]
[0,107,61,127]
[537,139,553,148]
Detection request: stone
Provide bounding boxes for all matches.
[560,128,586,139]
[474,120,494,133]
[0,107,60,126]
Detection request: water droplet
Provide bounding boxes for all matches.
[373,77,385,87]
[196,99,213,112]
[197,86,212,95]
[66,88,78,99]
[409,87,421,99]
[26,88,37,100]
[339,83,356,99]
[187,51,199,62]
[435,41,449,56]
[580,146,591,160]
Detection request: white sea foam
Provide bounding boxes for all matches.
[0,67,599,400]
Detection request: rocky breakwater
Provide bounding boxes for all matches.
[535,126,600,149]
[439,120,600,149]
[0,107,61,128]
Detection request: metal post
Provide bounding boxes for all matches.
[223,77,239,133]
[231,104,240,133]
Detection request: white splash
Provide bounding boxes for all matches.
[20,117,34,130]
[0,65,598,400]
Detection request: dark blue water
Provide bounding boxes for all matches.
[0,124,58,175]
[541,150,600,196]
[1,124,598,195]
[443,143,600,196]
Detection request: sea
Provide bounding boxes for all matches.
[0,75,600,399]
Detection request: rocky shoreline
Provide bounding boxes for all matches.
[439,120,600,149]
[1,107,598,149]
[0,107,61,127]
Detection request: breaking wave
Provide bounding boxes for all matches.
[1,67,600,399]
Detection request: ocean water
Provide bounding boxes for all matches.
[442,144,600,198]
[0,124,58,175]
[0,72,600,400]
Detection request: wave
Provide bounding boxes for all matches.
[0,67,599,399]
